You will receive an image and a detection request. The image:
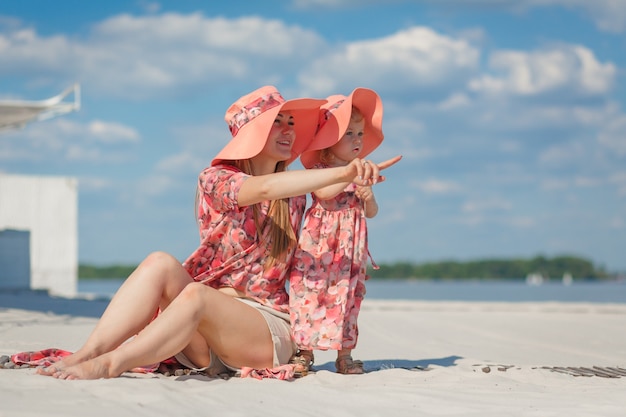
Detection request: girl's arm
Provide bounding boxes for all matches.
[313,181,351,200]
[238,156,401,207]
[356,185,379,218]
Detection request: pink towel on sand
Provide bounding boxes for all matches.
[10,348,296,380]
[11,348,172,374]
[11,348,72,368]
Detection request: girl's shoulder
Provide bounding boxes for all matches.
[311,162,329,170]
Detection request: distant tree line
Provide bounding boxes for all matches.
[80,255,611,281]
[79,264,136,280]
[367,255,611,281]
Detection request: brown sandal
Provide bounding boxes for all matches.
[289,350,314,377]
[335,355,364,374]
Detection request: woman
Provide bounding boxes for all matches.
[38,85,400,380]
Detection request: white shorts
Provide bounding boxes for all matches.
[175,298,296,375]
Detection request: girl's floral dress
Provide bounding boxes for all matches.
[289,167,370,350]
[183,165,305,314]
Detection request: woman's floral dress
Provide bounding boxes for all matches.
[183,165,305,314]
[289,169,370,350]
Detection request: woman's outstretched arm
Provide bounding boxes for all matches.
[238,155,402,207]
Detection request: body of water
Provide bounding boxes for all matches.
[78,278,626,304]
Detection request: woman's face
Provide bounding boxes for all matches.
[262,111,296,162]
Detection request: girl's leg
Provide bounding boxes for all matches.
[53,283,275,380]
[336,348,364,374]
[337,348,352,361]
[289,349,314,376]
[38,251,192,374]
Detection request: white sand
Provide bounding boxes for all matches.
[1,293,625,417]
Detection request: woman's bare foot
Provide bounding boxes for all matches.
[35,350,93,376]
[51,357,115,380]
[36,365,62,376]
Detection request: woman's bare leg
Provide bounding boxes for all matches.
[37,251,192,375]
[53,283,274,379]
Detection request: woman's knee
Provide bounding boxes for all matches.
[178,282,213,306]
[136,252,192,300]
[142,251,180,270]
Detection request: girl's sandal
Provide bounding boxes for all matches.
[289,350,314,377]
[335,355,365,375]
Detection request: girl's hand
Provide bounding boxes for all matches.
[355,185,374,202]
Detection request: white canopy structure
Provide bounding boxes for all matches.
[0,84,80,131]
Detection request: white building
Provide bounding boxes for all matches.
[0,174,78,296]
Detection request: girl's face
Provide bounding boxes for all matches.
[262,111,296,162]
[328,118,365,165]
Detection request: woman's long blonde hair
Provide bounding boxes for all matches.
[196,159,296,269]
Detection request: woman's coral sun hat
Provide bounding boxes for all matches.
[212,86,326,166]
[300,87,384,169]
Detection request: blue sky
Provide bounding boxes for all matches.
[1,0,625,273]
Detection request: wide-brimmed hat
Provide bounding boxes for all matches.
[300,87,384,169]
[212,86,326,166]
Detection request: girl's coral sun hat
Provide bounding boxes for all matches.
[212,86,326,166]
[300,87,384,169]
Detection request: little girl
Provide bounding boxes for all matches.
[289,88,385,375]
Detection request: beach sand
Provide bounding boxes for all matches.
[1,291,625,417]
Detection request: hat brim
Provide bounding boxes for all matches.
[300,88,384,169]
[212,98,326,166]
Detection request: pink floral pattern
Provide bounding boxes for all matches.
[183,165,305,313]
[289,165,370,350]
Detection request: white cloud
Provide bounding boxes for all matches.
[290,0,626,33]
[87,120,140,143]
[65,145,105,162]
[469,100,620,133]
[299,27,480,96]
[155,151,201,173]
[78,176,113,192]
[0,118,140,163]
[0,14,325,99]
[438,93,471,110]
[538,142,587,166]
[136,174,178,197]
[462,198,513,213]
[412,178,461,194]
[525,0,626,33]
[469,45,616,97]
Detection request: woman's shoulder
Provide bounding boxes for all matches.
[198,164,249,196]
[199,164,245,181]
[201,164,241,175]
